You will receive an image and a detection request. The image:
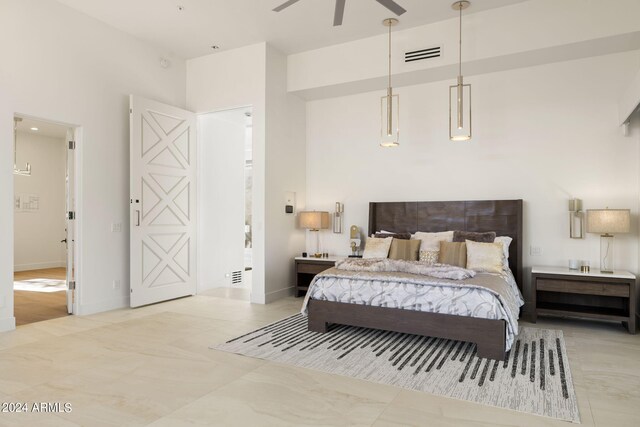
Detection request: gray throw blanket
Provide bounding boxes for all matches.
[335,258,476,280]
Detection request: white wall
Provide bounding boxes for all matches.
[187,43,268,303]
[306,51,640,313]
[187,43,307,303]
[0,0,186,328]
[198,109,247,290]
[13,132,66,271]
[264,44,307,302]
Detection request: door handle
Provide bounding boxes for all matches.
[135,210,140,226]
[61,238,67,243]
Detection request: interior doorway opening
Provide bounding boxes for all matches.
[12,115,77,325]
[198,106,253,301]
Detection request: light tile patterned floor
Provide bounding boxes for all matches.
[0,292,638,426]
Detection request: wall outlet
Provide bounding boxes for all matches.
[112,279,121,290]
[530,246,543,256]
[111,223,122,232]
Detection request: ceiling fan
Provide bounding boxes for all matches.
[273,0,407,26]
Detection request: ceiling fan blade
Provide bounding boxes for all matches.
[375,0,406,16]
[333,0,346,26]
[272,0,301,12]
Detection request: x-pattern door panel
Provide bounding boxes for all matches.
[130,96,196,307]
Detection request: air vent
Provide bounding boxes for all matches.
[231,270,243,285]
[404,46,441,63]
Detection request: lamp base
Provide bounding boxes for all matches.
[599,234,614,274]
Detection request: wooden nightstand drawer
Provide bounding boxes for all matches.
[297,262,332,275]
[537,278,629,297]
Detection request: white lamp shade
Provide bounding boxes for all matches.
[586,209,630,234]
[299,211,330,230]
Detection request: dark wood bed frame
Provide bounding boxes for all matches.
[307,199,523,361]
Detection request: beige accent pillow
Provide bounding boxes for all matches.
[494,236,513,270]
[412,231,454,252]
[466,240,504,273]
[419,250,439,265]
[389,239,421,261]
[438,242,467,268]
[362,237,393,259]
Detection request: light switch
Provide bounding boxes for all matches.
[111,223,122,232]
[530,246,543,256]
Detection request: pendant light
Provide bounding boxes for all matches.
[449,1,471,142]
[380,18,399,147]
[13,117,31,176]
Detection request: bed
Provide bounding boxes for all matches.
[304,199,523,361]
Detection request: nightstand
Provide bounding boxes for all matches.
[294,256,343,297]
[531,266,637,333]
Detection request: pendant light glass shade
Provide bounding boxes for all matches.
[381,89,399,147]
[449,1,472,142]
[449,77,471,141]
[380,18,399,147]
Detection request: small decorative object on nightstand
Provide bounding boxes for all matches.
[295,256,343,297]
[531,266,636,334]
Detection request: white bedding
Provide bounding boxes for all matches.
[302,268,524,351]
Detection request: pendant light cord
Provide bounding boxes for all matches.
[388,21,392,90]
[458,4,462,78]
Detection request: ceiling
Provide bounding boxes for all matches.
[15,117,69,139]
[55,0,528,59]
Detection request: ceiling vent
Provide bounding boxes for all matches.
[404,46,441,63]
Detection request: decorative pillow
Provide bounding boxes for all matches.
[453,230,496,243]
[419,250,439,265]
[362,237,393,259]
[494,236,513,270]
[412,231,454,252]
[465,240,504,273]
[374,232,411,240]
[438,242,467,268]
[388,239,421,261]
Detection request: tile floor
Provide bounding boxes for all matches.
[0,292,638,426]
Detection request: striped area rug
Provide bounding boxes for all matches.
[212,314,580,423]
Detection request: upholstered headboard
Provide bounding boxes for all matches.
[368,200,523,289]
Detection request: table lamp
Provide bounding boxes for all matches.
[586,208,630,273]
[299,211,330,258]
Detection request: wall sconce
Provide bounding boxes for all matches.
[568,198,584,239]
[333,202,343,233]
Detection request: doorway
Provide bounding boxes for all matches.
[13,115,77,325]
[198,106,253,301]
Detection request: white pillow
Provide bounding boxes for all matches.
[466,240,504,274]
[494,236,512,270]
[362,237,393,259]
[412,231,454,252]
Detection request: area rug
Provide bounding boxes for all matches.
[212,314,580,423]
[13,278,66,293]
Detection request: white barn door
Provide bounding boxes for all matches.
[130,95,196,307]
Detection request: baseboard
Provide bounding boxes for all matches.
[264,286,294,304]
[14,261,66,272]
[251,292,266,304]
[76,296,129,316]
[0,316,16,332]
